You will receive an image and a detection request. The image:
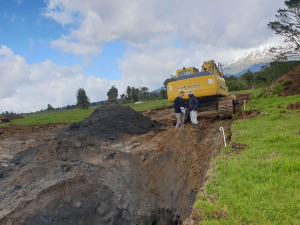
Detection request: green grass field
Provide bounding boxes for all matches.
[195,92,300,224]
[124,99,172,111]
[0,99,172,127]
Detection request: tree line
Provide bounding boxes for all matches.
[106,85,168,103]
[225,60,300,91]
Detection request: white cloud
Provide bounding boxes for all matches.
[0,45,230,113]
[0,46,118,113]
[44,0,285,56]
[1,1,290,112]
[43,1,74,25]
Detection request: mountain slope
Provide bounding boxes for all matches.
[224,45,274,75]
[225,63,266,77]
[151,87,166,93]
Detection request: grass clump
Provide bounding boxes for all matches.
[194,94,300,224]
[272,79,290,95]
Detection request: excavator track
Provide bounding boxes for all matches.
[218,99,235,119]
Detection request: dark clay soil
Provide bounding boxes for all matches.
[239,109,262,120]
[231,142,247,153]
[60,105,163,142]
[286,101,300,110]
[235,94,250,113]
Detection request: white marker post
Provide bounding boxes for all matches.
[244,100,246,111]
[219,126,228,175]
[219,127,226,147]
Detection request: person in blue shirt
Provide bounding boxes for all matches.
[173,91,186,130]
[187,90,199,129]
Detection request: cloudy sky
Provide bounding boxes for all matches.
[0,0,285,113]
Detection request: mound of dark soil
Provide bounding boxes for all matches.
[0,114,23,121]
[61,105,162,141]
[231,142,247,153]
[266,64,300,96]
[240,109,261,119]
[286,101,300,110]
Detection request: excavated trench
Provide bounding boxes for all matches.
[0,105,233,225]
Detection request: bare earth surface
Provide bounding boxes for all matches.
[0,124,69,166]
[0,101,240,225]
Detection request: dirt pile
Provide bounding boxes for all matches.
[0,119,10,123]
[239,109,261,119]
[286,101,300,110]
[0,114,23,124]
[231,142,247,154]
[266,64,300,96]
[0,105,233,225]
[61,105,162,141]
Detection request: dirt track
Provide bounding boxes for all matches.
[0,103,239,225]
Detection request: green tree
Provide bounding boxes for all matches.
[120,94,127,103]
[149,92,159,100]
[47,104,54,111]
[163,75,176,89]
[240,70,254,88]
[131,87,140,102]
[140,87,149,100]
[268,0,300,58]
[159,89,167,99]
[126,86,132,102]
[107,85,118,102]
[76,88,90,109]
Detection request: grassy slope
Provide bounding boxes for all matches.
[0,100,172,127]
[229,88,265,95]
[195,93,300,224]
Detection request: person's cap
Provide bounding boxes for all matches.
[187,90,193,95]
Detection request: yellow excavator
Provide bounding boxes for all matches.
[167,60,238,119]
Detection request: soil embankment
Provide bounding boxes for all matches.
[0,104,234,225]
[266,64,300,96]
[0,123,68,166]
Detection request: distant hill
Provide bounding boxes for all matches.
[225,63,266,77]
[150,87,166,93]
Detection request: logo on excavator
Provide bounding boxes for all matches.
[178,84,201,91]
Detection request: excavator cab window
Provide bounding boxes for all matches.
[178,70,191,77]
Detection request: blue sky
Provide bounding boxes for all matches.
[0,0,124,80]
[0,0,285,113]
